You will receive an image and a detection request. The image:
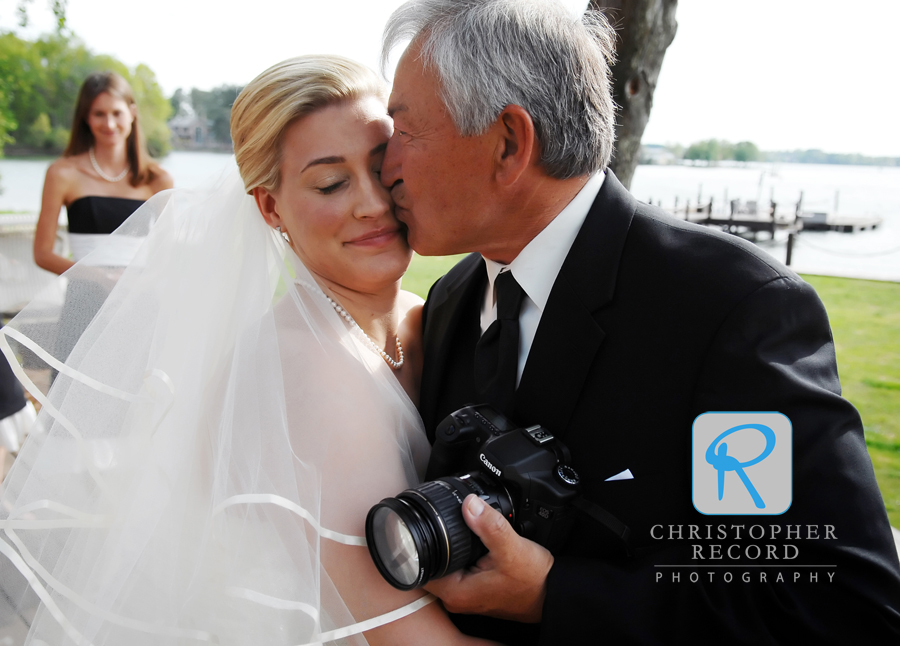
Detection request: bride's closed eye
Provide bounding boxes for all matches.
[317,180,346,195]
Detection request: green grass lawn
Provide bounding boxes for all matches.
[803,275,900,527]
[402,253,467,298]
[405,258,900,526]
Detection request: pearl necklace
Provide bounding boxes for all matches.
[89,147,129,183]
[298,280,405,370]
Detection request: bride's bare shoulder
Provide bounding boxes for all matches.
[398,291,424,351]
[398,290,424,323]
[398,289,424,309]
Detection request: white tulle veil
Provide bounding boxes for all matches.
[0,163,432,645]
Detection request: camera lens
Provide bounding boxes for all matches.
[366,475,513,590]
[368,505,422,588]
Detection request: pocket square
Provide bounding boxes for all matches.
[605,468,634,482]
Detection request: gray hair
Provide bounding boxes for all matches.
[382,0,617,179]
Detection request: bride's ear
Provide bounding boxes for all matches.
[252,186,282,230]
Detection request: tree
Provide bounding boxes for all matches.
[683,138,721,162]
[15,0,67,31]
[0,34,22,177]
[129,63,173,157]
[681,138,759,163]
[0,32,171,156]
[170,88,188,118]
[187,85,243,145]
[733,140,761,162]
[590,0,678,189]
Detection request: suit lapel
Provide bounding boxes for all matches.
[514,171,637,436]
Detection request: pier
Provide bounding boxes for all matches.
[663,199,799,240]
[660,194,883,239]
[797,212,883,233]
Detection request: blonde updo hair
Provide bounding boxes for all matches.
[231,55,387,194]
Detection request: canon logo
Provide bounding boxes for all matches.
[480,453,501,477]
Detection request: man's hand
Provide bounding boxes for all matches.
[424,493,554,623]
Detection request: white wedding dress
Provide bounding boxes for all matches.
[0,164,432,645]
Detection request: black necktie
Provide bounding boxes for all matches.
[474,270,526,417]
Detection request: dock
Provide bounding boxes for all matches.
[663,200,799,240]
[695,215,799,238]
[660,196,883,239]
[797,212,883,233]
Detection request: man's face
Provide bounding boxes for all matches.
[382,50,497,256]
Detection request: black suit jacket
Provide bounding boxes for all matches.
[419,172,900,643]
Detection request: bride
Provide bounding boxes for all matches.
[0,56,496,645]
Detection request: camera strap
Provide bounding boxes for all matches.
[572,497,632,556]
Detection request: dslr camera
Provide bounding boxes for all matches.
[365,404,581,591]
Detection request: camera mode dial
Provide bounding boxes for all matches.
[555,464,580,487]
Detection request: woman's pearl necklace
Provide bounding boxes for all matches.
[298,280,404,370]
[89,147,129,183]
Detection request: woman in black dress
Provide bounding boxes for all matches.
[33,71,173,275]
[30,72,174,368]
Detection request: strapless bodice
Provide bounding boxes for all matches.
[66,195,145,234]
[66,196,146,264]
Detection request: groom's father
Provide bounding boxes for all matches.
[381,0,900,643]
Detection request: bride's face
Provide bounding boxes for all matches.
[256,95,410,294]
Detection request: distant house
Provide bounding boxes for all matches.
[640,144,678,165]
[169,115,212,149]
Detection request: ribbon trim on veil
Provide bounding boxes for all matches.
[0,166,433,645]
[0,324,427,644]
[2,525,434,646]
[212,494,367,547]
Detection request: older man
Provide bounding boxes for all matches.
[380,0,900,643]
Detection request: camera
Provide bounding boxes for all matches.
[365,404,581,591]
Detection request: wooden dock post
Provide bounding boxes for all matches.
[786,232,795,266]
[769,200,778,238]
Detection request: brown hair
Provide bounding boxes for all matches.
[64,71,157,187]
[231,55,386,194]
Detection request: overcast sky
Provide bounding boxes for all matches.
[3,0,898,156]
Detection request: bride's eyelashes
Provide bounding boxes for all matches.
[314,164,385,194]
[317,180,346,195]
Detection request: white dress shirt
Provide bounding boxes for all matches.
[480,171,605,385]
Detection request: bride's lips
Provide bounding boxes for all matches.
[345,226,401,247]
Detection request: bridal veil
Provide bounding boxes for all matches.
[0,164,431,645]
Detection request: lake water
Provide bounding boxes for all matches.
[0,152,897,310]
[631,162,900,282]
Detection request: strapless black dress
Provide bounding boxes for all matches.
[54,196,146,368]
[66,195,145,234]
[66,196,145,263]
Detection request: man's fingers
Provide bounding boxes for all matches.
[422,495,553,620]
[423,569,463,600]
[462,494,515,555]
[424,564,486,614]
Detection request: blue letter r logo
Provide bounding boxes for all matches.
[693,413,792,515]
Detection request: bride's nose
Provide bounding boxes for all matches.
[353,178,392,220]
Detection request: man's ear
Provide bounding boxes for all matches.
[493,105,537,187]
[252,186,282,230]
